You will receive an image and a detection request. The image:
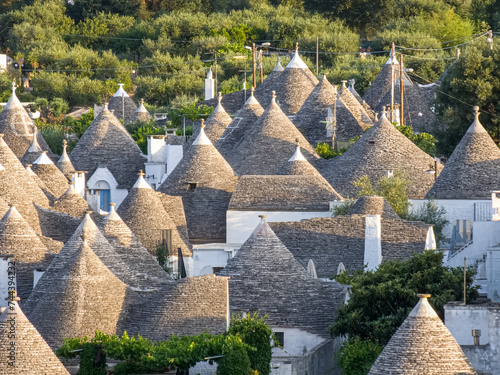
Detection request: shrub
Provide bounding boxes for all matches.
[338,338,383,375]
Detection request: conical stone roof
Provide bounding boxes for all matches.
[51,186,91,217]
[24,228,128,349]
[0,83,52,158]
[256,47,319,115]
[0,293,70,374]
[25,164,55,202]
[56,140,75,180]
[337,80,373,130]
[0,135,49,208]
[217,87,264,166]
[129,98,151,123]
[234,92,320,175]
[427,107,500,199]
[20,129,43,166]
[31,151,69,198]
[70,103,144,189]
[277,141,326,176]
[368,294,475,375]
[118,172,192,255]
[293,74,337,145]
[348,79,364,104]
[0,164,43,233]
[219,217,345,337]
[377,78,435,133]
[199,92,232,144]
[97,203,169,281]
[254,58,285,105]
[158,126,238,243]
[362,53,401,110]
[347,195,400,220]
[324,112,442,199]
[0,206,50,300]
[108,83,137,123]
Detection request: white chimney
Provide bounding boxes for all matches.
[364,214,382,271]
[205,69,215,101]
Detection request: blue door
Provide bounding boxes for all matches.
[100,189,111,212]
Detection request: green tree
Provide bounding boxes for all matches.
[406,199,449,246]
[338,338,383,375]
[331,250,479,345]
[353,171,411,217]
[228,313,273,375]
[435,42,500,156]
[396,124,437,156]
[217,335,252,375]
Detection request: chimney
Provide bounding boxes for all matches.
[364,214,382,271]
[205,69,215,101]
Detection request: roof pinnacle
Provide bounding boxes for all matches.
[272,91,276,101]
[341,80,347,88]
[200,119,205,129]
[104,102,109,111]
[295,42,299,51]
[11,81,16,93]
[473,106,479,120]
[139,169,145,177]
[259,214,267,221]
[218,92,222,103]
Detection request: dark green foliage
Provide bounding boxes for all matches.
[353,171,411,217]
[314,142,342,159]
[156,244,170,272]
[331,250,479,345]
[77,344,107,375]
[217,336,252,375]
[128,121,165,154]
[228,313,273,375]
[338,338,383,375]
[435,43,500,156]
[406,199,449,246]
[63,109,95,139]
[396,124,437,156]
[57,314,274,374]
[331,199,355,216]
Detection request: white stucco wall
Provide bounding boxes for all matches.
[192,246,237,276]
[445,303,490,345]
[72,171,86,197]
[227,210,333,244]
[86,167,129,210]
[271,327,325,357]
[410,199,490,240]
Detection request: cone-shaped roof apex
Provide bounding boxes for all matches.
[286,45,308,69]
[114,83,130,97]
[193,120,213,146]
[467,106,487,134]
[33,151,53,165]
[133,170,152,189]
[27,129,43,153]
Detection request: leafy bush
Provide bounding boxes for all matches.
[331,250,479,345]
[228,313,273,375]
[338,338,383,375]
[331,199,355,216]
[217,335,252,375]
[353,170,411,217]
[406,199,449,247]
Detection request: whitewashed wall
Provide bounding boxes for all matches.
[86,167,128,210]
[410,199,490,239]
[271,327,325,357]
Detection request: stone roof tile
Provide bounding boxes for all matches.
[426,107,500,199]
[219,217,345,337]
[368,295,475,375]
[70,103,144,190]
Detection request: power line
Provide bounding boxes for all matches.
[396,33,487,52]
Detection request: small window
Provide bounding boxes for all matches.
[213,267,224,275]
[188,182,197,190]
[274,332,284,347]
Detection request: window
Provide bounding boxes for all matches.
[212,267,224,275]
[188,182,197,190]
[274,332,284,347]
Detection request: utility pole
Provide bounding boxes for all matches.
[400,54,404,126]
[390,42,395,123]
[316,35,319,76]
[463,257,467,305]
[214,50,218,94]
[259,49,263,84]
[252,43,256,89]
